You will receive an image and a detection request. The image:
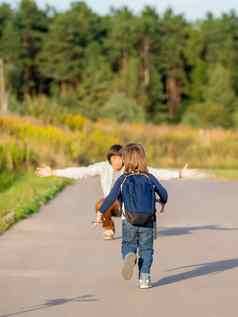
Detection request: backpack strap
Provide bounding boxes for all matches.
[120,174,130,194]
[120,172,154,194]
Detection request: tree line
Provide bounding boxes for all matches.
[0,0,238,128]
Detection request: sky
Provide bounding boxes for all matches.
[1,0,238,20]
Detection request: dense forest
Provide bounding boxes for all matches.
[0,0,238,128]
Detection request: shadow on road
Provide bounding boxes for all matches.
[153,258,238,287]
[158,225,238,237]
[0,294,97,317]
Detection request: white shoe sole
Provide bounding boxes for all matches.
[103,230,114,240]
[104,235,114,240]
[139,284,152,289]
[122,253,137,280]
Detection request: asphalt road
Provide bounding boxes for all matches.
[0,177,238,317]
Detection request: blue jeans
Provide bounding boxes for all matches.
[121,219,154,274]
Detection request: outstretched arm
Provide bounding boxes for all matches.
[36,162,105,179]
[148,167,180,180]
[148,164,190,180]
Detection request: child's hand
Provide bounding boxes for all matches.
[35,164,53,177]
[156,198,165,213]
[160,203,165,213]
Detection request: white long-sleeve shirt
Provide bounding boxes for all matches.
[53,161,181,197]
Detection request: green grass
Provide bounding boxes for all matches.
[0,172,74,233]
[207,169,238,181]
[0,171,22,193]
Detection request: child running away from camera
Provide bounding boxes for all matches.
[96,143,168,289]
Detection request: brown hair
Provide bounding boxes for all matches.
[123,143,148,174]
[107,144,123,164]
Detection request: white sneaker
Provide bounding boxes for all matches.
[103,230,114,240]
[139,273,152,289]
[122,253,137,280]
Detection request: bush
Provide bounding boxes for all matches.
[100,93,145,123]
[0,171,22,193]
[2,112,238,171]
[233,111,238,129]
[182,102,232,128]
[0,136,36,172]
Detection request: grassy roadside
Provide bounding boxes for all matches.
[0,172,74,234]
[207,169,238,181]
